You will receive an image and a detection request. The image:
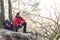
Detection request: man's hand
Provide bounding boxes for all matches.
[19,24,22,26]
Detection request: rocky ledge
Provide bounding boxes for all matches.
[0,29,35,40]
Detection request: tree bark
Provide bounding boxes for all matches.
[0,0,1,27]
[0,0,5,28]
[8,0,13,22]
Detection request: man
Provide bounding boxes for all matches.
[14,12,27,33]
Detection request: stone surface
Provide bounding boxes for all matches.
[0,29,35,40]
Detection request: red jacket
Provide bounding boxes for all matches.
[14,16,26,27]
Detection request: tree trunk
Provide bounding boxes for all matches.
[8,0,13,22]
[0,0,5,28]
[0,0,1,27]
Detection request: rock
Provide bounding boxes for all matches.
[0,29,35,40]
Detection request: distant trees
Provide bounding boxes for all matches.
[22,2,60,40]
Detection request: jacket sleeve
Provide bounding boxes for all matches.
[20,17,26,24]
[21,17,26,22]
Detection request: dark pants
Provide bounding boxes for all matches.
[15,22,27,33]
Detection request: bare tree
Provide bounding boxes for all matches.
[22,2,60,40]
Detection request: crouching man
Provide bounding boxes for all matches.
[14,12,27,33]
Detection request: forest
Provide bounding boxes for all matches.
[0,0,60,40]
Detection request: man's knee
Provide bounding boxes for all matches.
[23,22,27,25]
